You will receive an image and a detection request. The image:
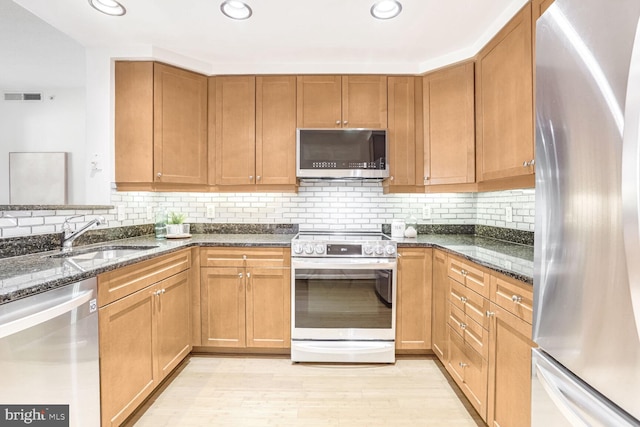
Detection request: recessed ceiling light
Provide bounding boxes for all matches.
[220,0,252,20]
[370,0,402,20]
[88,0,126,16]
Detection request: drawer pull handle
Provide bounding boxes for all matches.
[460,323,467,330]
[486,311,495,317]
[460,296,467,303]
[512,295,523,303]
[459,362,468,368]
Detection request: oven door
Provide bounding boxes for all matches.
[291,257,397,341]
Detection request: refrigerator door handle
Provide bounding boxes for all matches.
[535,362,591,427]
[621,15,640,343]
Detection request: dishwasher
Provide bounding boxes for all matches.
[0,278,100,427]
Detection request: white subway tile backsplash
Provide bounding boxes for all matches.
[0,185,535,238]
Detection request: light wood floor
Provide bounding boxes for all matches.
[130,355,484,426]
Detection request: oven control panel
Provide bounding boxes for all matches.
[291,240,397,258]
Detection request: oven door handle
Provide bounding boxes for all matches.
[291,259,397,270]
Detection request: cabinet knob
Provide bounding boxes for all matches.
[343,120,348,126]
[157,172,162,178]
[242,255,247,260]
[486,311,495,317]
[238,273,243,279]
[336,120,341,125]
[257,176,261,181]
[459,362,468,368]
[249,175,253,181]
[523,161,528,167]
[460,323,467,330]
[390,176,394,181]
[460,296,467,303]
[461,269,467,276]
[530,159,535,166]
[512,295,523,303]
[247,272,251,278]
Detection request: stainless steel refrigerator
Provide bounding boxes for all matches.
[534,0,640,425]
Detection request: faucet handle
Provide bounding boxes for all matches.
[62,215,83,233]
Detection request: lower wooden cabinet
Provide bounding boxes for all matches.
[448,327,488,417]
[99,266,191,427]
[396,247,432,350]
[438,253,534,426]
[431,249,449,361]
[487,302,534,427]
[200,248,291,349]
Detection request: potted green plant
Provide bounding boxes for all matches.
[166,212,188,235]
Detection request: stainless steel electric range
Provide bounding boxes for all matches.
[290,231,397,363]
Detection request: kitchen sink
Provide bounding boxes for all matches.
[47,245,159,260]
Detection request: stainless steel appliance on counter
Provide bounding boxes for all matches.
[291,231,397,363]
[0,278,100,427]
[296,129,388,179]
[534,0,640,424]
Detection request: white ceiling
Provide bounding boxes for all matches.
[8,0,528,79]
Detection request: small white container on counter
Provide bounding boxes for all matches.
[391,221,406,238]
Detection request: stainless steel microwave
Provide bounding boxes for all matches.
[296,128,389,179]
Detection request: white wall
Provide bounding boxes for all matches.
[0,89,86,204]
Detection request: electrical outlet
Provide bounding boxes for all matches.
[206,204,216,219]
[146,206,153,221]
[117,205,126,222]
[505,206,513,223]
[422,206,432,220]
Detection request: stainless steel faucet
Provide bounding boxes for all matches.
[61,215,105,251]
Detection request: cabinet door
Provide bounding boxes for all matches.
[153,63,208,184]
[201,267,246,347]
[115,61,154,184]
[216,76,256,185]
[99,286,156,427]
[432,249,449,362]
[245,267,291,348]
[296,75,342,128]
[396,248,432,350]
[476,3,534,182]
[387,77,417,187]
[342,75,387,128]
[256,76,297,185]
[423,62,475,185]
[487,302,533,427]
[156,270,192,379]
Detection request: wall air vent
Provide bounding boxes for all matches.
[4,92,42,101]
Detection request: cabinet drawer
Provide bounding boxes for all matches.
[450,279,490,329]
[200,247,288,267]
[490,273,533,324]
[447,324,488,420]
[98,249,191,307]
[448,255,490,298]
[464,314,489,360]
[448,302,489,360]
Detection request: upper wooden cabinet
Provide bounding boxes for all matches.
[115,62,208,189]
[475,3,535,184]
[212,75,297,188]
[213,76,256,186]
[256,76,297,185]
[532,0,554,20]
[296,75,387,128]
[423,62,475,186]
[386,76,417,189]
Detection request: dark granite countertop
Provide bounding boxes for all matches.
[0,234,295,305]
[394,234,533,284]
[0,232,533,305]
